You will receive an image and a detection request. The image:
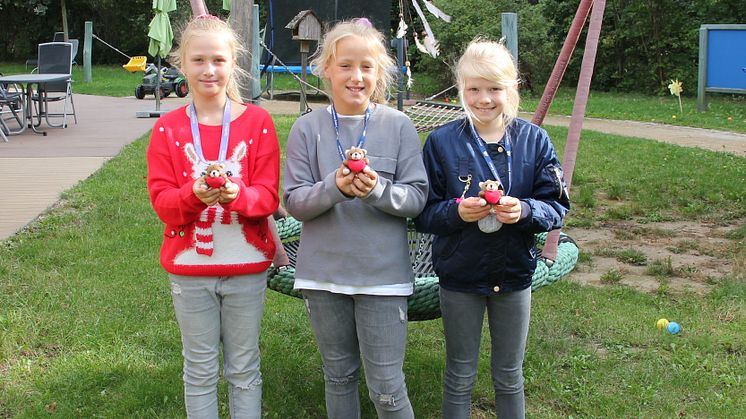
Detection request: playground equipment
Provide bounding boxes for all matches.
[87,30,188,100]
[87,21,155,72]
[83,21,188,104]
[267,216,579,321]
[133,64,188,100]
[122,56,147,72]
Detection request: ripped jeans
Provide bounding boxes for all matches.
[302,290,414,419]
[170,273,266,419]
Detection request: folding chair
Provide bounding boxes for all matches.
[32,42,77,128]
[69,39,80,66]
[0,77,26,142]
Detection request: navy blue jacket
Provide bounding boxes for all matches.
[414,118,570,295]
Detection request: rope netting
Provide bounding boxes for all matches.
[404,100,463,133]
[268,215,579,321]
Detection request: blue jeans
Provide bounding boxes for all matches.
[170,273,267,419]
[440,287,531,419]
[302,290,414,419]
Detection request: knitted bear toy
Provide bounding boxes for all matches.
[342,146,369,175]
[203,162,230,189]
[479,180,503,206]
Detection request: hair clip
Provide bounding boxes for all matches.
[352,17,373,28]
[195,14,222,22]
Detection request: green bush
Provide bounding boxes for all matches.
[3,0,746,95]
[409,0,746,95]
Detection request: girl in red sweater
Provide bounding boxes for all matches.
[146,14,279,418]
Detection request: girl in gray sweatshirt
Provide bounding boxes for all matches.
[283,18,427,419]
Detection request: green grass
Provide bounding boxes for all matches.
[548,126,745,226]
[2,112,745,417]
[0,62,144,97]
[521,88,746,134]
[0,62,323,98]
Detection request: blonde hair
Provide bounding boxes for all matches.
[169,16,249,103]
[311,19,394,104]
[456,38,520,130]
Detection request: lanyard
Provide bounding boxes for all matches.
[467,121,512,195]
[331,104,372,162]
[189,100,231,162]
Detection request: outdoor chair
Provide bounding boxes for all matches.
[26,32,66,69]
[69,39,80,66]
[0,75,26,142]
[31,42,77,128]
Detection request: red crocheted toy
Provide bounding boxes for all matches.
[204,162,229,189]
[479,180,503,205]
[342,146,369,175]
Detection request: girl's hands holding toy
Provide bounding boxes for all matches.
[492,196,522,224]
[218,181,239,204]
[458,196,491,222]
[336,164,357,197]
[193,178,221,206]
[336,164,378,198]
[350,166,378,198]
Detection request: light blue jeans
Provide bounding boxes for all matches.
[170,273,267,419]
[440,287,531,419]
[302,290,415,419]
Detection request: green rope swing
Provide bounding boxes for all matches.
[267,216,579,321]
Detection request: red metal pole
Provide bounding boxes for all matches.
[531,0,593,127]
[189,0,208,17]
[541,0,606,262]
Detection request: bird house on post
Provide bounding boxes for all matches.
[286,10,323,114]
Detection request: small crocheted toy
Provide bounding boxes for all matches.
[342,146,369,175]
[204,162,230,189]
[479,180,503,205]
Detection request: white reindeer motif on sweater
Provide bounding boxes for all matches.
[175,141,267,265]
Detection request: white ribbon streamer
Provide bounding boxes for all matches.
[412,0,439,57]
[424,0,451,22]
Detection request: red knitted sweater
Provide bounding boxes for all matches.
[147,104,280,276]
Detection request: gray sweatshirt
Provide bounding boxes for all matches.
[283,105,428,290]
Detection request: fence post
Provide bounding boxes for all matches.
[697,26,708,112]
[501,12,518,65]
[84,21,92,82]
[392,37,405,111]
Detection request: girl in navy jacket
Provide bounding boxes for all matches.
[414,39,570,419]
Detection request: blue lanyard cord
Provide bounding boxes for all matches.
[189,100,232,163]
[331,104,372,162]
[467,121,512,195]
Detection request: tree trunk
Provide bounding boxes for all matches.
[61,0,69,41]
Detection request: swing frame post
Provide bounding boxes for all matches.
[392,37,406,111]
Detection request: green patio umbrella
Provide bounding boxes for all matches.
[140,0,177,117]
[148,0,176,59]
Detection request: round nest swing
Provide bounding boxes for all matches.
[267,216,579,321]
